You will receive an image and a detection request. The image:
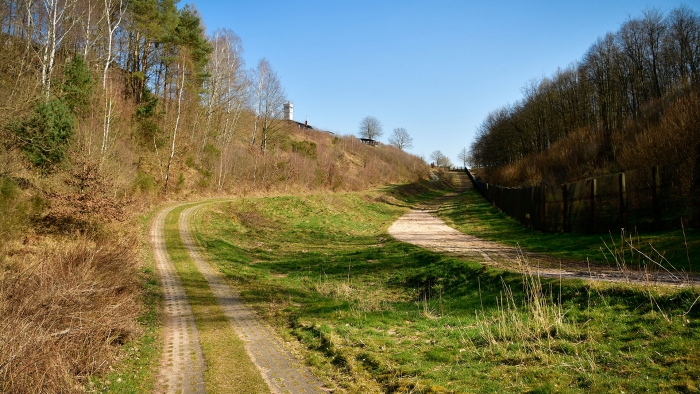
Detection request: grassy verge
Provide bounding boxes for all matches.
[193,188,700,393]
[87,211,163,393]
[163,205,269,394]
[438,186,700,273]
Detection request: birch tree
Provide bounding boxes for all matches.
[30,0,78,96]
[100,0,125,155]
[205,28,248,189]
[163,61,184,192]
[249,58,286,152]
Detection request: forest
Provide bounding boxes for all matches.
[469,5,700,188]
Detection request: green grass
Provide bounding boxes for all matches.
[193,188,700,393]
[438,186,700,273]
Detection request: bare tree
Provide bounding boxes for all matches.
[205,28,248,189]
[457,147,469,168]
[430,150,452,168]
[358,116,383,141]
[388,127,412,150]
[100,0,125,156]
[249,58,286,152]
[29,0,79,96]
[78,0,105,60]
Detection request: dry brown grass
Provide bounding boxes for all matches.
[0,232,141,393]
[480,91,700,188]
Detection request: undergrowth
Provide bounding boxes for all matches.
[0,233,141,393]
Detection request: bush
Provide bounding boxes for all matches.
[12,98,75,169]
[0,235,140,392]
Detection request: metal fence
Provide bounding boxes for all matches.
[465,166,700,233]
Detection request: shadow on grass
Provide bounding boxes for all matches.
[440,187,700,272]
[192,191,700,393]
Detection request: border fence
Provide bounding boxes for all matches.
[465,166,700,233]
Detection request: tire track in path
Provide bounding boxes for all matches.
[179,204,326,394]
[150,206,206,393]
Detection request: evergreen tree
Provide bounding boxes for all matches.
[13,99,75,169]
[61,55,94,116]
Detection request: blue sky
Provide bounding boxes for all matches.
[192,0,693,164]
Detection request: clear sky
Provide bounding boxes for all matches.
[192,0,693,164]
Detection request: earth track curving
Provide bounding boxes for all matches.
[389,172,694,286]
[179,204,326,394]
[151,206,206,393]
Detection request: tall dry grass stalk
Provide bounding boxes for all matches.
[467,251,595,372]
[600,229,692,286]
[0,234,140,393]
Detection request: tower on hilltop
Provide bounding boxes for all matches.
[284,102,293,121]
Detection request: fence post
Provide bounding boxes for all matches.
[541,186,547,231]
[652,166,660,230]
[529,186,534,227]
[562,184,568,232]
[619,172,627,229]
[499,186,503,210]
[590,178,597,232]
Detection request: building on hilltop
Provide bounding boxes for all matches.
[283,101,334,136]
[284,101,314,130]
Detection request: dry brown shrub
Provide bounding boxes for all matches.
[618,92,700,171]
[484,126,607,187]
[0,233,140,393]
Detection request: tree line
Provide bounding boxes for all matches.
[469,5,700,186]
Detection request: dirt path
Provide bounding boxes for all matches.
[150,206,206,393]
[389,172,690,285]
[179,204,326,394]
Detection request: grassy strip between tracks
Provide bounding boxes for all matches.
[164,205,270,394]
[193,184,700,393]
[438,184,700,274]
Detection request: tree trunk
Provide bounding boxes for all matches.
[164,63,185,193]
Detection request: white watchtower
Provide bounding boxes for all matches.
[283,102,293,121]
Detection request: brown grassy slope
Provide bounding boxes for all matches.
[165,116,427,195]
[480,91,700,188]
